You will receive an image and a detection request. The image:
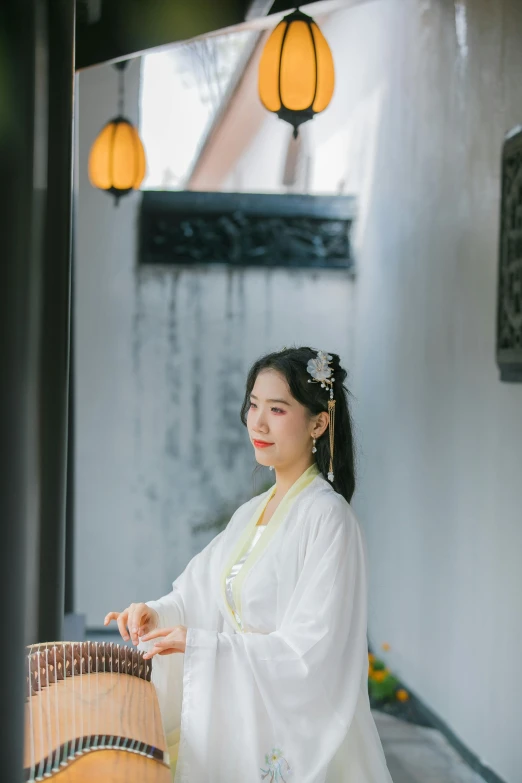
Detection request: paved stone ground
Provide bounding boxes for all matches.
[374,711,487,783]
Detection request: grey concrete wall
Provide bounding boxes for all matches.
[75,59,355,629]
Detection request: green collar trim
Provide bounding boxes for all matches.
[220,463,321,632]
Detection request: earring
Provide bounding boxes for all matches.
[269,466,274,471]
[312,436,317,454]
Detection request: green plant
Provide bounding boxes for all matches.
[368,644,409,705]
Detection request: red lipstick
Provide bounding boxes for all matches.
[252,439,274,449]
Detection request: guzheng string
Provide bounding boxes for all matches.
[25,641,164,781]
[80,644,84,754]
[45,649,52,775]
[100,642,106,750]
[62,642,69,762]
[86,642,89,755]
[36,650,44,780]
[95,641,99,752]
[27,655,35,781]
[110,642,114,750]
[71,642,76,758]
[53,646,59,772]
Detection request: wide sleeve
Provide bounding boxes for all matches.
[175,501,371,783]
[137,528,227,737]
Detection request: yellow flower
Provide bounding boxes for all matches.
[368,653,375,663]
[372,670,386,682]
[381,642,391,652]
[396,689,409,702]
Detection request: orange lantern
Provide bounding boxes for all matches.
[88,62,146,204]
[258,8,335,138]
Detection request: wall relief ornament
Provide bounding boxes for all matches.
[139,191,355,271]
[497,126,522,381]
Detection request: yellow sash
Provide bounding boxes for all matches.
[220,463,320,632]
[166,727,180,780]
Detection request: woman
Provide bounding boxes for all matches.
[105,347,393,783]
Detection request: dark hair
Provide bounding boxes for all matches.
[240,346,357,503]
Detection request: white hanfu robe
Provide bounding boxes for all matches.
[139,464,394,783]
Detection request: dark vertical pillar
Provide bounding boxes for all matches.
[0,0,74,775]
[64,226,75,618]
[0,0,44,776]
[37,0,75,644]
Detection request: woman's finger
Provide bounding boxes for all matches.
[150,638,173,649]
[104,611,120,626]
[138,612,155,637]
[142,645,177,660]
[127,604,141,645]
[138,622,150,637]
[143,647,161,660]
[140,627,171,642]
[136,605,153,638]
[116,609,130,641]
[127,604,151,644]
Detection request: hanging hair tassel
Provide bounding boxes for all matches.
[327,398,336,482]
[306,349,336,483]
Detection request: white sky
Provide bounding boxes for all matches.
[140,32,255,189]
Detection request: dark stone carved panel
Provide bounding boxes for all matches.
[497,128,522,381]
[139,191,355,270]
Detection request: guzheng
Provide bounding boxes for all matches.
[25,641,171,782]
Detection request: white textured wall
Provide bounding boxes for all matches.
[75,60,355,629]
[217,1,522,780]
[345,4,522,781]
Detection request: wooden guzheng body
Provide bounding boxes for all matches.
[25,641,171,782]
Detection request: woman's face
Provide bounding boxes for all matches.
[247,369,320,470]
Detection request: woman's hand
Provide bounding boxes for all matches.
[104,603,159,646]
[140,626,188,659]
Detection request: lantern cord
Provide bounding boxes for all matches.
[118,67,125,116]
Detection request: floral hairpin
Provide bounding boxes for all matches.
[306,350,336,483]
[306,350,335,400]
